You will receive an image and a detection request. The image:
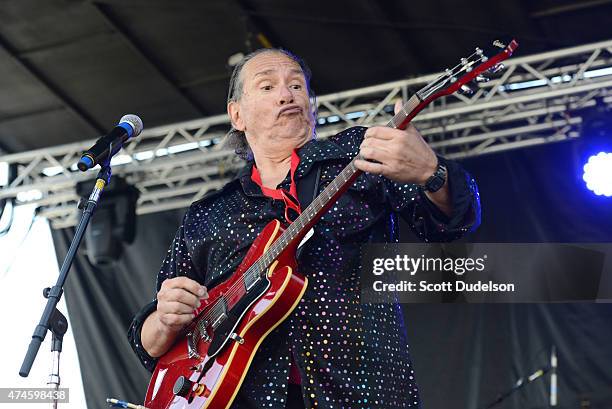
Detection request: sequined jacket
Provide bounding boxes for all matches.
[128,126,481,408]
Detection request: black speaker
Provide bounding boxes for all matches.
[76,176,139,267]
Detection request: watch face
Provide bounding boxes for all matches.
[427,176,445,192]
[425,164,447,192]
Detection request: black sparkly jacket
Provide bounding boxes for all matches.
[128,126,481,408]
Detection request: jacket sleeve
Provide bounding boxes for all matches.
[385,155,481,242]
[127,215,201,372]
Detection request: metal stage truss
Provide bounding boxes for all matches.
[1,39,611,228]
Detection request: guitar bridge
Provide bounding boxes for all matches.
[187,331,201,359]
[187,317,215,359]
[196,319,211,342]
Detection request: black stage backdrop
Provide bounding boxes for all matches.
[52,137,612,409]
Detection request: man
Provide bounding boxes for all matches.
[128,48,480,408]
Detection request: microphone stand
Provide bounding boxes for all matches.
[550,345,558,407]
[19,158,114,408]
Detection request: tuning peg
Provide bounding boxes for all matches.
[475,74,490,83]
[493,40,506,49]
[458,84,475,96]
[459,58,474,73]
[475,47,488,62]
[489,63,505,74]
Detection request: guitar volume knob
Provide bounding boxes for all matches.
[173,376,194,398]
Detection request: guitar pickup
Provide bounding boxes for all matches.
[230,332,245,345]
[211,313,227,330]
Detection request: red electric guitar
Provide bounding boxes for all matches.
[144,39,518,409]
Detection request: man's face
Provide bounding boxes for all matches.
[228,52,314,151]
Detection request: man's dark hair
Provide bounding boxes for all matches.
[225,48,317,160]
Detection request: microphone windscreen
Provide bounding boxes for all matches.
[119,114,144,137]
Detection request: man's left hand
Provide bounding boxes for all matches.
[355,100,453,217]
[355,100,438,185]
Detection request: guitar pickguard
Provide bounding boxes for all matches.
[205,277,270,358]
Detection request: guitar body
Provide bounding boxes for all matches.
[145,219,308,409]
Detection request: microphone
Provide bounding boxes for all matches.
[550,345,558,406]
[77,114,143,171]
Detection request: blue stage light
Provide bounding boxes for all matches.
[583,152,612,197]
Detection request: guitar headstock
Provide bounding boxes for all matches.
[416,39,519,101]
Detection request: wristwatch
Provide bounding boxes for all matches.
[423,162,447,192]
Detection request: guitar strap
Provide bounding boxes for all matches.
[295,162,321,259]
[296,162,321,209]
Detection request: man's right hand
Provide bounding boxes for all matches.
[141,277,208,357]
[156,276,209,330]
